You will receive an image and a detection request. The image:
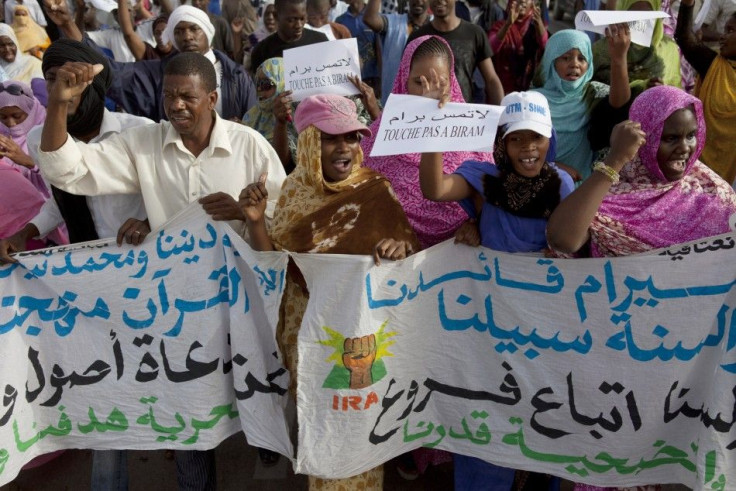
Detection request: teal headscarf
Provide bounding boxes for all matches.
[242,57,285,143]
[533,29,595,179]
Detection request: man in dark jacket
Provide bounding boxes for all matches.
[43,0,256,121]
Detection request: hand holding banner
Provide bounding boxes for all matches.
[369,94,503,157]
[574,10,670,47]
[283,38,361,101]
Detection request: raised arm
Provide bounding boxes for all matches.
[419,151,474,201]
[674,0,717,78]
[118,0,148,61]
[363,0,385,33]
[38,62,143,196]
[606,23,631,108]
[43,0,84,41]
[546,120,646,253]
[41,63,103,152]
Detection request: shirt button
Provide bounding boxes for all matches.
[191,192,197,196]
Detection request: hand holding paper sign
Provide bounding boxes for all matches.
[283,39,362,101]
[273,91,294,124]
[420,68,450,108]
[606,23,632,61]
[370,94,502,157]
[349,75,380,121]
[575,10,670,47]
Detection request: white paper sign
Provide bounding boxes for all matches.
[369,94,503,157]
[575,10,670,47]
[283,38,361,101]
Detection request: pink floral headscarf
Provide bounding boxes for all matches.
[361,35,495,249]
[590,85,736,257]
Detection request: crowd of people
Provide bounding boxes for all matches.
[0,0,735,486]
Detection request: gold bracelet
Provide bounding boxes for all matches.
[593,161,620,184]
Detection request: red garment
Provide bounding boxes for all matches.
[489,7,547,92]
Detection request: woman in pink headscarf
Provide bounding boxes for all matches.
[547,84,736,258]
[0,80,48,198]
[361,35,495,250]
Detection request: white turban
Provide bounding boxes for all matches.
[0,24,20,49]
[162,5,215,51]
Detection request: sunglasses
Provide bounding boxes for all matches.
[0,84,29,97]
[255,78,276,91]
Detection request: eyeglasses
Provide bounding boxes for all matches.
[0,84,29,97]
[255,78,276,91]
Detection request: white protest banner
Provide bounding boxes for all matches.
[369,94,503,157]
[0,204,292,486]
[292,235,736,489]
[283,38,361,101]
[575,10,670,47]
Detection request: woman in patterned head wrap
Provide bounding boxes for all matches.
[548,85,736,258]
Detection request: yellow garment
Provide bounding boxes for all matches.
[696,56,736,183]
[270,125,378,249]
[12,5,50,54]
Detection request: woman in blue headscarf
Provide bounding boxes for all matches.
[533,28,631,182]
[533,29,600,181]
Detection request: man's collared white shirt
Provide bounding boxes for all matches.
[27,110,151,239]
[37,114,286,236]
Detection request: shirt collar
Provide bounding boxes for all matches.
[163,112,233,158]
[92,109,121,142]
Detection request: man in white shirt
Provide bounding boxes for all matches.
[36,50,286,489]
[38,52,284,232]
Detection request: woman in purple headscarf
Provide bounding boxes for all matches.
[361,35,495,250]
[547,84,736,258]
[0,79,48,197]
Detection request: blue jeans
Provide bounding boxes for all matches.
[454,454,515,491]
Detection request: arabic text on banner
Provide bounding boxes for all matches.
[292,237,736,490]
[0,205,292,486]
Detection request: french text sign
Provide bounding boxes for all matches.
[575,10,670,47]
[370,94,503,157]
[283,38,361,101]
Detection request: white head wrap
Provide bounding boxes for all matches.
[162,5,215,51]
[0,24,20,50]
